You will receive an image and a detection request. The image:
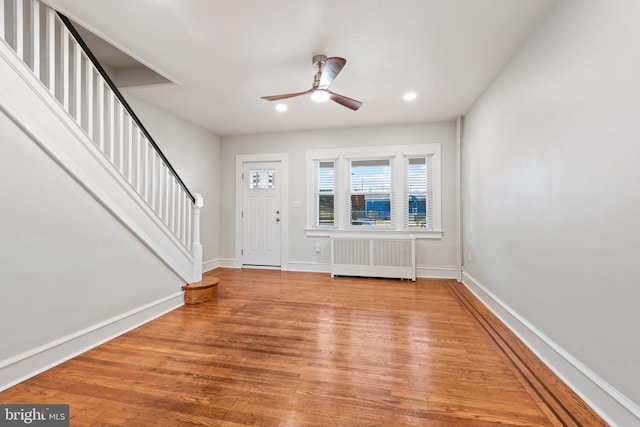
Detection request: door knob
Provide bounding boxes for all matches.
[276,217,281,222]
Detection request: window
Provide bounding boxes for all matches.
[314,161,335,226]
[349,159,392,227]
[406,156,432,228]
[307,144,441,238]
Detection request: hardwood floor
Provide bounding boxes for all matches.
[0,269,606,426]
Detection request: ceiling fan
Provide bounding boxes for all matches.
[261,55,363,111]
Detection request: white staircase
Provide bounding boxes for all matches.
[0,0,203,390]
[0,0,203,283]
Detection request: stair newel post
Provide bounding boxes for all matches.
[191,193,204,283]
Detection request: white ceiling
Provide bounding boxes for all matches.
[45,0,557,136]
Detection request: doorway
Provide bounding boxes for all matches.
[235,154,289,269]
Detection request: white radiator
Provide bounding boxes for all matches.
[330,237,416,281]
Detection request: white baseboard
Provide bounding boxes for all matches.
[286,263,459,279]
[215,258,458,279]
[0,292,183,392]
[202,258,238,272]
[286,261,331,273]
[202,258,218,272]
[461,271,640,427]
[417,265,458,279]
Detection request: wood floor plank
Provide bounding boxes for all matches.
[0,269,607,426]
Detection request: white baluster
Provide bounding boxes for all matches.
[182,193,189,245]
[179,192,185,243]
[175,188,182,241]
[31,0,40,79]
[165,168,172,225]
[184,200,190,248]
[117,102,124,173]
[165,170,172,225]
[136,131,143,193]
[174,180,179,235]
[156,164,166,221]
[181,192,187,243]
[97,79,104,151]
[127,118,134,183]
[74,42,82,124]
[191,194,204,282]
[170,177,177,231]
[61,29,69,109]
[46,7,55,95]
[186,199,193,249]
[166,175,172,228]
[108,92,115,163]
[143,137,150,202]
[150,152,158,211]
[162,173,166,224]
[15,0,23,59]
[86,64,93,138]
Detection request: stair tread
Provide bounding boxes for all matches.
[181,276,220,290]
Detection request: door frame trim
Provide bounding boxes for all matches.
[234,153,289,270]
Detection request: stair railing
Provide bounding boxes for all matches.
[1,0,203,277]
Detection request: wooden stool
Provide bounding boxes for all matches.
[182,276,220,304]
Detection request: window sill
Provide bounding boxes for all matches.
[305,228,443,239]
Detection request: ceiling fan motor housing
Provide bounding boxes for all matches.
[312,54,327,67]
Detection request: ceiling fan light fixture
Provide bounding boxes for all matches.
[311,88,330,103]
[275,103,288,112]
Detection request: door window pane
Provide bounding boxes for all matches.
[249,169,275,189]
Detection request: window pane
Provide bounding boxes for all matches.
[406,156,432,229]
[316,161,335,227]
[407,158,426,192]
[351,159,390,192]
[318,161,334,192]
[249,169,275,189]
[318,194,334,225]
[407,194,427,227]
[350,194,391,226]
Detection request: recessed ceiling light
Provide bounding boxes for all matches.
[403,92,417,101]
[275,104,288,112]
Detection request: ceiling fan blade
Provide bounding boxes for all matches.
[329,91,363,111]
[318,57,346,89]
[261,89,312,101]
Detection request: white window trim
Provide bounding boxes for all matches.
[305,144,442,239]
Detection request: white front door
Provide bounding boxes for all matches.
[242,161,282,267]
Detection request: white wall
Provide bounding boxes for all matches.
[0,105,184,388]
[123,94,221,268]
[462,0,640,423]
[220,122,458,276]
